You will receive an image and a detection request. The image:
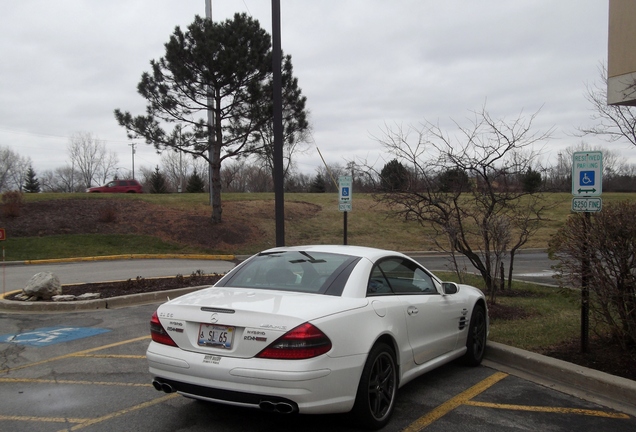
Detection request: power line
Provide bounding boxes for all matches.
[0,126,130,145]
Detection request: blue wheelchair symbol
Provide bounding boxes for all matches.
[580,171,595,186]
[341,187,350,197]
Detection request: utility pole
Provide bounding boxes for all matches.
[128,142,136,179]
[272,0,285,246]
[205,0,215,206]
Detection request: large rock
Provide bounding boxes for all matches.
[23,272,62,300]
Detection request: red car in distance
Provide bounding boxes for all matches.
[86,179,143,193]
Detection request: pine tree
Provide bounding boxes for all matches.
[522,168,542,193]
[24,165,41,193]
[149,166,168,193]
[186,169,206,193]
[310,173,326,193]
[115,14,309,223]
[380,159,409,191]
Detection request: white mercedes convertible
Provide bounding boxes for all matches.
[147,245,488,429]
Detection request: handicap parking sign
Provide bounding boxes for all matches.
[579,170,595,187]
[572,152,602,196]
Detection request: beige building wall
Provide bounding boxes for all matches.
[608,0,636,105]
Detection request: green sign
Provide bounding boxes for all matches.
[338,176,352,212]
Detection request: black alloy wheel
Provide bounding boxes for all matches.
[463,303,487,366]
[352,343,398,429]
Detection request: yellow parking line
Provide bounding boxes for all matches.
[403,371,509,432]
[0,414,88,423]
[402,370,631,431]
[2,335,150,372]
[0,377,151,387]
[56,393,178,432]
[465,401,631,419]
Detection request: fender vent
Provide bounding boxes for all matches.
[458,316,468,330]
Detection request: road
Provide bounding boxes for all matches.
[412,250,557,286]
[0,259,236,294]
[0,251,556,295]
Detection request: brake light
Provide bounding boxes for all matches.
[150,311,178,347]
[256,322,332,360]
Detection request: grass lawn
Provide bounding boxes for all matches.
[4,191,634,378]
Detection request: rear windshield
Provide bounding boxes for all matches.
[216,250,360,296]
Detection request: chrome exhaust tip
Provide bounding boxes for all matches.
[259,400,296,414]
[152,380,175,393]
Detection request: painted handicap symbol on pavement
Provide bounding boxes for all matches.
[0,326,111,347]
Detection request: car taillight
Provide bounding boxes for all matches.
[150,311,178,347]
[256,322,332,360]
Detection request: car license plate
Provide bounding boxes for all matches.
[198,324,234,349]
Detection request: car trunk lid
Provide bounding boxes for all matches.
[156,287,367,358]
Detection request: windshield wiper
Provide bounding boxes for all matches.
[289,251,326,264]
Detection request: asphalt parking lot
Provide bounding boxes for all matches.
[1,302,635,432]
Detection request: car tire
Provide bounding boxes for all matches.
[462,303,487,366]
[351,342,397,430]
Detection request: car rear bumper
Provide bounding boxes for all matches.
[146,341,366,414]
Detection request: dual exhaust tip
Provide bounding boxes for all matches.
[151,380,297,414]
[152,380,175,393]
[258,400,296,414]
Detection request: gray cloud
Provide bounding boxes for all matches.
[1,0,631,179]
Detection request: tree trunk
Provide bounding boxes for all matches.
[210,89,223,224]
[507,250,517,290]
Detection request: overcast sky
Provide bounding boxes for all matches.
[0,0,629,181]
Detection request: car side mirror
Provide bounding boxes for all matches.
[442,282,459,295]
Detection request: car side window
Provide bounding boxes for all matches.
[367,266,392,296]
[372,258,438,295]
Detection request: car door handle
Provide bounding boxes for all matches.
[407,306,419,316]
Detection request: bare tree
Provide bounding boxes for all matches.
[161,151,193,192]
[314,162,347,193]
[0,147,17,191]
[138,166,154,191]
[371,107,553,298]
[96,151,119,186]
[67,132,119,188]
[244,165,273,192]
[550,201,636,351]
[220,160,246,192]
[40,166,76,192]
[0,146,30,192]
[10,157,31,192]
[579,64,636,147]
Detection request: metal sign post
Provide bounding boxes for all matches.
[571,151,603,354]
[0,228,5,295]
[338,176,352,245]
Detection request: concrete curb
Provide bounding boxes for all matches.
[484,341,636,417]
[7,253,236,266]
